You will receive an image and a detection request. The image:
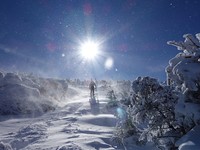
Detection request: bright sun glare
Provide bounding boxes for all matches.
[80,40,100,60]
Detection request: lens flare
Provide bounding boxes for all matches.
[117,107,126,120]
[105,57,114,69]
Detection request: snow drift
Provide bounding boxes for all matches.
[0,72,68,115]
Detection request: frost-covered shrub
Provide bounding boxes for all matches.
[166,33,200,103]
[114,33,200,150]
[115,77,179,149]
[106,80,132,109]
[119,94,132,107]
[106,90,118,108]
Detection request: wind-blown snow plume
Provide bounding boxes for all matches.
[0,72,68,115]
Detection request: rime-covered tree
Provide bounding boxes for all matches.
[114,77,179,149]
[113,33,200,149]
[166,33,200,149]
[166,33,200,103]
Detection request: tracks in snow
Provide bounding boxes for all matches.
[0,87,118,150]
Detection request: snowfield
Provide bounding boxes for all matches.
[0,81,116,149]
[0,72,158,150]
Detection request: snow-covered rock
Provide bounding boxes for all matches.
[1,73,22,85]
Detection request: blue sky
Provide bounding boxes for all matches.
[0,0,200,81]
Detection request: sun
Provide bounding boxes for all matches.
[79,40,100,60]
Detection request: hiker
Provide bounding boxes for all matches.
[89,80,96,98]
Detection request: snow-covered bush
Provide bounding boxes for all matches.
[124,33,200,149]
[166,33,200,103]
[106,90,118,108]
[114,33,200,149]
[105,80,132,108]
[166,33,200,149]
[114,77,179,149]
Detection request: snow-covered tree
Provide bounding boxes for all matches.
[112,33,200,150]
[166,33,200,103]
[114,77,179,149]
[166,33,200,149]
[131,77,179,148]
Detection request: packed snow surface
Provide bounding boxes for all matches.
[0,79,118,149]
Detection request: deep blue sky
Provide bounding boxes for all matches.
[0,0,200,81]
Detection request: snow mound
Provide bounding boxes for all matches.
[176,126,200,150]
[10,122,47,150]
[0,72,68,115]
[56,143,82,150]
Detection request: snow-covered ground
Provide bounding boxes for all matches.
[0,83,119,150]
[176,125,200,150]
[0,75,158,150]
[0,71,200,149]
